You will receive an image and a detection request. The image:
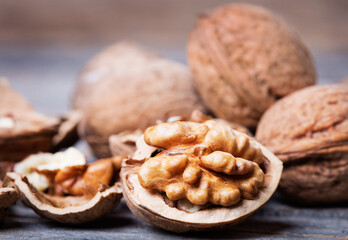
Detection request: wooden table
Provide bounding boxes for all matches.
[0,45,347,239]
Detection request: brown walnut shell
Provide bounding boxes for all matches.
[0,80,79,162]
[187,4,316,129]
[256,84,348,204]
[0,180,18,222]
[0,112,60,162]
[75,42,206,158]
[121,124,282,232]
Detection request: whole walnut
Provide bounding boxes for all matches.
[256,85,348,204]
[75,42,206,158]
[187,4,316,129]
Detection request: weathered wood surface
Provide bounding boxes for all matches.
[1,195,347,239]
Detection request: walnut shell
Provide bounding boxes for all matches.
[0,180,18,222]
[75,42,206,158]
[0,112,60,162]
[187,4,316,129]
[256,84,348,204]
[0,80,79,161]
[6,172,122,224]
[121,122,283,232]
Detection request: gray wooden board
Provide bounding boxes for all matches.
[1,196,347,239]
[0,46,348,239]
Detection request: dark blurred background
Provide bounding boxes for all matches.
[0,0,348,114]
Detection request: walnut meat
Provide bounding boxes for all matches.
[139,120,264,206]
[74,42,206,158]
[121,119,283,232]
[187,4,316,128]
[256,84,348,204]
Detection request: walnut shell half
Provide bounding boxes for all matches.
[0,112,60,162]
[121,120,282,232]
[6,172,122,224]
[256,84,348,204]
[0,80,79,162]
[187,4,316,128]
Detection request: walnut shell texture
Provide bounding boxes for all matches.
[187,4,316,128]
[76,42,206,158]
[256,84,348,204]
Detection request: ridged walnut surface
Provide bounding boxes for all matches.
[256,84,348,204]
[187,4,316,128]
[75,42,206,158]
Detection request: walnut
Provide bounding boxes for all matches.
[121,119,283,232]
[256,84,348,204]
[9,148,122,224]
[74,42,207,158]
[187,4,316,129]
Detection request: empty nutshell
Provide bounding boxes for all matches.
[256,84,348,204]
[121,119,282,232]
[75,42,207,158]
[187,4,316,129]
[9,148,122,224]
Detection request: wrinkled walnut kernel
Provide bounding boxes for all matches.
[138,120,264,207]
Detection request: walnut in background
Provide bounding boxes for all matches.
[188,4,316,129]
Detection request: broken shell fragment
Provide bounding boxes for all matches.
[52,111,81,151]
[0,181,18,222]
